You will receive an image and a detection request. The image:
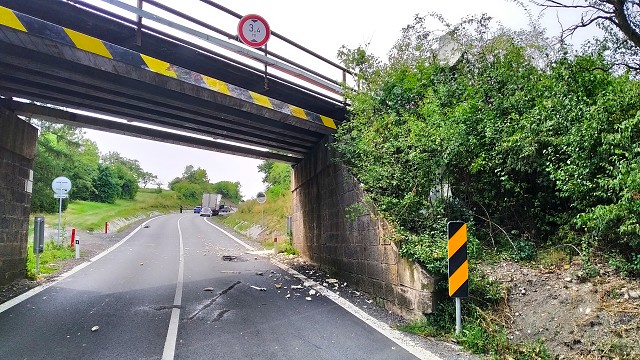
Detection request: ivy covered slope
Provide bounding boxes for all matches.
[334,15,640,278]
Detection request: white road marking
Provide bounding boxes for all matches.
[271,259,443,360]
[162,216,186,360]
[0,216,162,314]
[203,218,255,251]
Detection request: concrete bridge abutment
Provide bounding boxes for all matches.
[291,136,438,319]
[0,106,38,285]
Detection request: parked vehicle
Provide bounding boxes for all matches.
[199,207,213,217]
[194,206,202,214]
[201,193,222,215]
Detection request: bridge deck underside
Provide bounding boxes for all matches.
[0,25,330,162]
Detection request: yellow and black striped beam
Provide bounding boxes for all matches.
[0,5,337,130]
[448,221,468,298]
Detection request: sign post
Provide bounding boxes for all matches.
[448,221,468,335]
[52,177,72,244]
[33,217,45,274]
[256,191,266,229]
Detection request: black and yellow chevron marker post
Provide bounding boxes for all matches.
[447,221,468,335]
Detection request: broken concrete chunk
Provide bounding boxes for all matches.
[250,285,267,291]
[291,285,303,289]
[309,289,317,296]
[91,326,99,332]
[327,278,339,284]
[203,287,214,292]
[285,294,291,299]
[305,297,312,301]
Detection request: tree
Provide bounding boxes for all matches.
[257,160,291,198]
[139,171,158,188]
[92,164,121,204]
[169,165,212,204]
[531,0,640,70]
[110,164,138,200]
[30,121,99,212]
[211,181,242,203]
[101,151,150,181]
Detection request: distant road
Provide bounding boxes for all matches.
[0,214,425,359]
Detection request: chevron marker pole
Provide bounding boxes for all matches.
[448,221,468,335]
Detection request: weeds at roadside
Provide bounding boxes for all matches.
[25,241,75,279]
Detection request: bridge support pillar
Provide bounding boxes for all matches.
[0,106,38,285]
[291,136,438,318]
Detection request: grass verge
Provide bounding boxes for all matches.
[58,190,179,232]
[25,241,75,279]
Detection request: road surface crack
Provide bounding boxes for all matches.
[189,281,241,320]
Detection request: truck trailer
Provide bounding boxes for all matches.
[202,193,223,215]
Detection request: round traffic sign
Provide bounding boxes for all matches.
[237,14,270,48]
[51,176,72,195]
[256,191,266,204]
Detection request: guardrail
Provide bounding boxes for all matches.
[70,0,351,104]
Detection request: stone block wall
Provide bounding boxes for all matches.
[291,136,437,318]
[0,107,38,285]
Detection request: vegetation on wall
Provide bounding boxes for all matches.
[336,14,640,277]
[335,12,640,357]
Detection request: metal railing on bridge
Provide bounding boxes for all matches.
[70,0,352,106]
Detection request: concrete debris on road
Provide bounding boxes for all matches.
[305,297,312,301]
[285,293,291,298]
[203,287,214,292]
[309,289,317,296]
[291,285,303,289]
[326,278,339,284]
[250,286,267,291]
[275,283,282,289]
[91,326,99,332]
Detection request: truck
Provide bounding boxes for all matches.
[202,193,223,215]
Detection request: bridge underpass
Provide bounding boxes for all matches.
[0,0,436,317]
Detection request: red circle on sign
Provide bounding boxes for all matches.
[237,14,270,48]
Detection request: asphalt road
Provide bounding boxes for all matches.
[0,214,425,359]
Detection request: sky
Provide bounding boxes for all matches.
[80,0,596,199]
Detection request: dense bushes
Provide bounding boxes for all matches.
[335,20,640,276]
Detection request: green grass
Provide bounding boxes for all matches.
[219,192,292,240]
[59,190,179,232]
[26,241,75,279]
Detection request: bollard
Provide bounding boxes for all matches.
[70,228,76,248]
[273,237,278,255]
[75,236,80,259]
[105,222,108,234]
